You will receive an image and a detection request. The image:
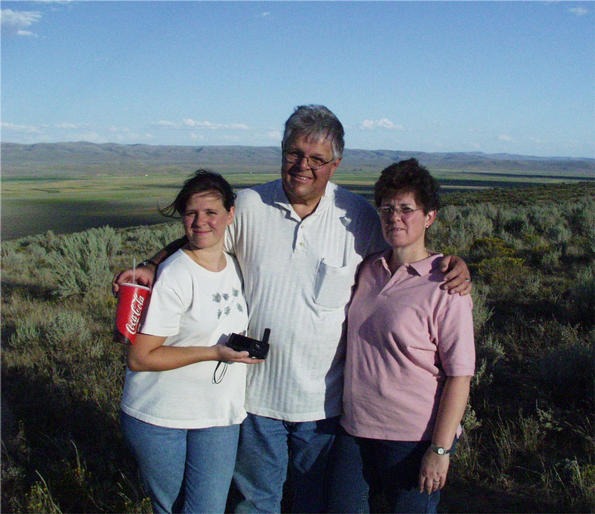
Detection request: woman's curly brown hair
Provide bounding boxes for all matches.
[374,158,440,213]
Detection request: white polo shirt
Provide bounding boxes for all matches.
[225,179,385,421]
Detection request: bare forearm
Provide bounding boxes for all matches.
[128,334,219,371]
[418,376,470,493]
[432,376,471,448]
[128,336,219,371]
[150,237,187,265]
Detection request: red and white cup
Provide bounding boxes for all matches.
[113,283,151,345]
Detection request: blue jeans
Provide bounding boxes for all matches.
[327,429,444,514]
[120,411,240,514]
[233,413,339,513]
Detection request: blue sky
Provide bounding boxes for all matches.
[1,1,593,158]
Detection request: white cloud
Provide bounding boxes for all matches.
[1,121,43,133]
[267,131,282,140]
[65,131,103,143]
[183,118,214,128]
[260,12,271,17]
[2,122,155,144]
[359,118,402,130]
[498,134,512,142]
[56,122,82,129]
[569,7,588,16]
[1,9,42,36]
[156,118,249,130]
[115,132,153,142]
[108,125,133,133]
[106,125,153,141]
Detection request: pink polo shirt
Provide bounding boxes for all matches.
[341,252,475,442]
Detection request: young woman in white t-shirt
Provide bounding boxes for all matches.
[120,170,262,514]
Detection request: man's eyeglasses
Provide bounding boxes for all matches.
[377,205,423,219]
[283,150,334,170]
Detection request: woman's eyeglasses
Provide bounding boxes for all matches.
[376,205,423,219]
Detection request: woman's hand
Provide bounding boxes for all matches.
[127,335,265,371]
[113,238,189,295]
[418,447,450,494]
[216,344,265,365]
[439,255,472,295]
[112,263,156,295]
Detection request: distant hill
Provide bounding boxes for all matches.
[2,141,594,178]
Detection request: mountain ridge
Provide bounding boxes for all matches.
[2,141,594,177]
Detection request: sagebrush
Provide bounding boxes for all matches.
[2,186,594,512]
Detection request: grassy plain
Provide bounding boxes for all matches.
[3,170,592,240]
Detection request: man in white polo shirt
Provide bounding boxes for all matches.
[114,105,471,512]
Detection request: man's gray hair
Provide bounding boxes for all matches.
[282,105,345,160]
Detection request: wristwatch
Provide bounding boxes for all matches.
[139,259,157,268]
[431,444,452,456]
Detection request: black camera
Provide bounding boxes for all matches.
[226,328,270,359]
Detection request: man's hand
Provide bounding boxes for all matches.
[112,263,156,296]
[439,255,472,295]
[216,345,265,365]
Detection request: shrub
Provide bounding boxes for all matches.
[468,237,515,263]
[550,458,595,511]
[45,226,121,299]
[540,247,562,271]
[474,256,525,285]
[527,208,553,235]
[567,197,595,238]
[8,319,42,352]
[471,332,505,390]
[538,340,594,411]
[466,212,495,240]
[25,472,62,514]
[470,284,493,334]
[44,311,95,358]
[546,224,572,247]
[503,213,530,238]
[566,267,595,327]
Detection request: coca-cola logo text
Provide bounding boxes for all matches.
[125,292,146,335]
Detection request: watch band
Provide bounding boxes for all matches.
[139,259,157,268]
[431,444,452,456]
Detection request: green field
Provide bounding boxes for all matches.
[3,170,593,241]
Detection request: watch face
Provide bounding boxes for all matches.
[432,445,446,455]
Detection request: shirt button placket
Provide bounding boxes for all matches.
[295,223,305,251]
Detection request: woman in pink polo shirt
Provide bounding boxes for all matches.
[328,159,475,513]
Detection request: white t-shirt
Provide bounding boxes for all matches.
[225,180,386,421]
[120,250,249,429]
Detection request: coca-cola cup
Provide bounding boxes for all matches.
[113,283,151,344]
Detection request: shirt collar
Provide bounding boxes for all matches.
[272,179,335,219]
[374,250,444,277]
